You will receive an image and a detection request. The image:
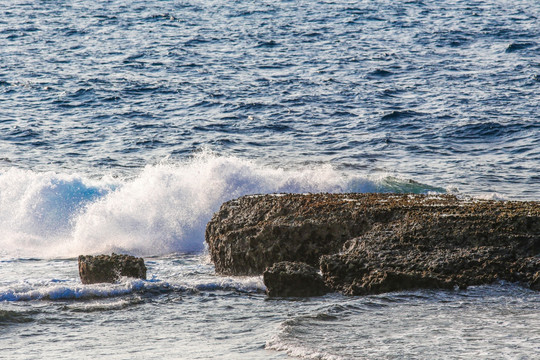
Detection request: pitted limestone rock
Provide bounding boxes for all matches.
[206,193,540,295]
[78,253,147,284]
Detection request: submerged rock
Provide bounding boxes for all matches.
[263,261,328,297]
[206,193,540,295]
[78,253,147,284]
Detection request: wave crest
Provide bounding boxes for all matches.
[0,153,444,258]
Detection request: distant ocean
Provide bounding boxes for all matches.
[1,1,539,359]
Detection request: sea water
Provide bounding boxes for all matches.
[1,0,539,359]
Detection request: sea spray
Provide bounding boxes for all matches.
[70,153,356,256]
[0,152,443,258]
[0,169,115,257]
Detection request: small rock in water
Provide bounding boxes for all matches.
[78,253,147,284]
[263,261,328,297]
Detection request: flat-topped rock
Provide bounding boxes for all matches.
[206,193,392,275]
[78,253,147,284]
[205,193,540,294]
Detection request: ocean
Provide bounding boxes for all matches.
[1,0,539,358]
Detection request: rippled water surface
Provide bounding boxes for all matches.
[1,0,539,198]
[1,0,539,359]
[1,257,539,360]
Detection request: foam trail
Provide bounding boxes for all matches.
[0,279,168,301]
[0,275,266,302]
[0,152,444,258]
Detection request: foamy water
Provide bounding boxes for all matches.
[1,257,538,360]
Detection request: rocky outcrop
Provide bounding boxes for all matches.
[263,261,328,297]
[320,204,540,295]
[206,193,540,295]
[530,272,540,291]
[206,193,398,275]
[321,237,540,295]
[78,254,147,284]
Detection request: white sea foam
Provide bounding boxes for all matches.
[0,274,265,302]
[64,298,140,312]
[266,337,344,360]
[0,169,116,257]
[0,278,166,301]
[473,192,507,201]
[0,152,442,258]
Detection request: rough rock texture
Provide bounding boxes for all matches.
[206,193,393,275]
[206,193,540,295]
[530,272,540,291]
[263,261,328,297]
[78,254,147,284]
[320,207,540,295]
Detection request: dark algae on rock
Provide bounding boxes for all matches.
[206,193,540,295]
[78,253,147,284]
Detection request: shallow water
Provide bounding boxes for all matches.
[1,257,539,360]
[1,0,539,358]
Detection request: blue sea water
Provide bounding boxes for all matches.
[1,0,539,359]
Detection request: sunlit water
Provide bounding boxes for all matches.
[1,0,539,358]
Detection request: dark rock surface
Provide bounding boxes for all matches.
[206,193,540,295]
[321,203,540,295]
[531,272,540,291]
[263,261,328,297]
[320,237,539,295]
[78,253,147,284]
[206,193,394,275]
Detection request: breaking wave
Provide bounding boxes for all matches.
[0,152,444,258]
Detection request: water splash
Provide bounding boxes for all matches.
[0,152,443,258]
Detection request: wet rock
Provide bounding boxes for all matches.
[206,193,540,295]
[320,212,540,295]
[206,193,402,275]
[263,261,328,297]
[351,270,454,295]
[78,253,147,284]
